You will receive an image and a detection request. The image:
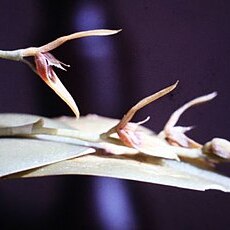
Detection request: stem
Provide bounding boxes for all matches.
[0,49,23,61]
[0,119,101,143]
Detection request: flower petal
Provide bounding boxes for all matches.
[35,52,79,118]
[41,52,70,71]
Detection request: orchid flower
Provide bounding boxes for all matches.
[101,81,180,160]
[162,92,217,148]
[34,52,81,117]
[0,29,121,118]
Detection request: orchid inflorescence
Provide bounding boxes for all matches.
[0,29,230,164]
[0,29,121,118]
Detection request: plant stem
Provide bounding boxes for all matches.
[0,49,23,61]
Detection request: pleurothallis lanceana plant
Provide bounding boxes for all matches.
[0,29,230,192]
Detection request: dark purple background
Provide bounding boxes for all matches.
[1,0,230,229]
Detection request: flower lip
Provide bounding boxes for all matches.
[41,52,70,71]
[35,52,70,81]
[117,118,149,148]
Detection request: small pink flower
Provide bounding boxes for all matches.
[102,82,179,160]
[19,29,121,118]
[116,118,149,148]
[109,82,178,148]
[163,92,217,148]
[34,52,80,118]
[35,52,69,83]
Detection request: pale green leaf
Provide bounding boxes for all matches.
[0,138,94,177]
[1,113,230,192]
[0,113,94,177]
[9,152,230,192]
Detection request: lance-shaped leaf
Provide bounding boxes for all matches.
[8,146,230,192]
[0,138,94,177]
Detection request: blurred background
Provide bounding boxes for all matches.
[0,0,230,229]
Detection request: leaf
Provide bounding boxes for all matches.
[0,113,94,177]
[57,114,155,139]
[1,113,230,192]
[0,113,69,129]
[0,138,94,177]
[54,115,208,161]
[8,151,230,192]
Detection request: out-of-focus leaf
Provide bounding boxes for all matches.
[9,152,230,192]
